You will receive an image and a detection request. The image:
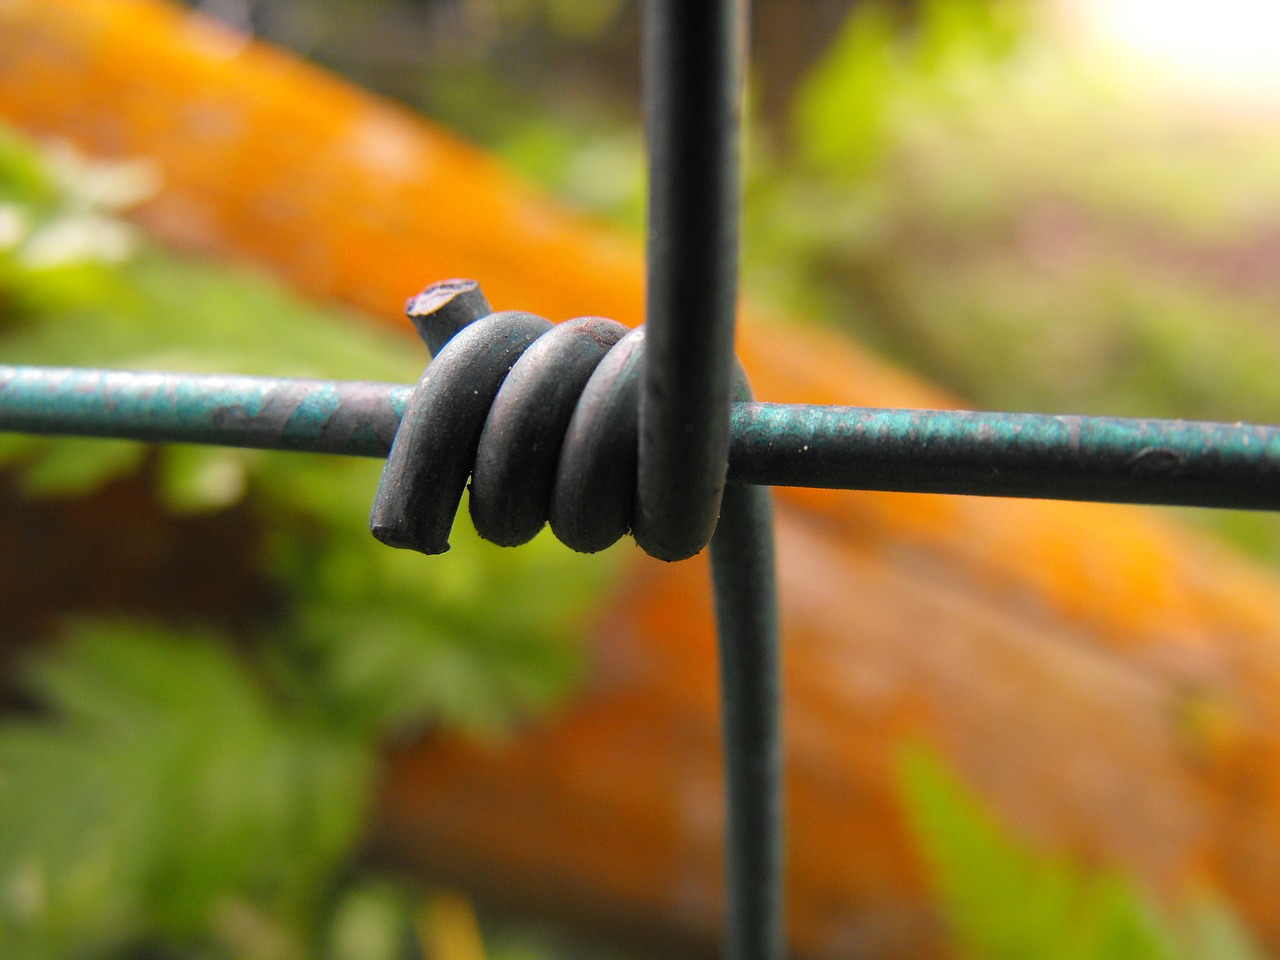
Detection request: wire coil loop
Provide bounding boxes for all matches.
[370,278,729,560]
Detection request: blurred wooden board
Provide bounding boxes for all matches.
[4,2,1280,956]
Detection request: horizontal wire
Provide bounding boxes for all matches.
[2,364,1279,511]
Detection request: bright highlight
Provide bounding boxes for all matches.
[1076,0,1280,100]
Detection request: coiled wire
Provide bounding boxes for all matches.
[369,278,783,960]
[370,279,725,560]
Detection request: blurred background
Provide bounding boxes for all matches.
[184,0,1280,557]
[4,0,1280,957]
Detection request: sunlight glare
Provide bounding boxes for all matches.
[1076,0,1280,100]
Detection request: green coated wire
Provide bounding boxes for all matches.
[4,364,1278,511]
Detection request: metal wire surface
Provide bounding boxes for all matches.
[642,4,783,958]
[5,365,1279,511]
[640,0,745,563]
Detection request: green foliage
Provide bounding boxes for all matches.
[0,623,369,960]
[897,745,1263,960]
[794,0,1032,179]
[262,458,605,735]
[776,0,1280,419]
[0,124,623,957]
[755,0,1280,562]
[324,881,417,960]
[0,127,620,737]
[488,0,623,37]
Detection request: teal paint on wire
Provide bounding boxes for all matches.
[3,364,1280,510]
[726,402,1280,509]
[0,365,411,457]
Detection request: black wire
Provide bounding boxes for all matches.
[639,0,746,563]
[642,2,786,957]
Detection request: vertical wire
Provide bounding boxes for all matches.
[711,374,783,960]
[711,480,782,960]
[638,0,745,561]
[641,2,785,957]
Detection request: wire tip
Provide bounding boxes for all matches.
[406,279,493,356]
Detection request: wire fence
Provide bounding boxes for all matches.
[4,2,1280,959]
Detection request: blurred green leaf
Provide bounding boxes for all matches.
[0,118,623,958]
[897,744,1263,960]
[793,1,900,178]
[157,445,255,514]
[765,0,1280,564]
[0,622,370,959]
[16,437,147,497]
[1182,899,1267,960]
[259,454,616,736]
[0,123,620,737]
[794,0,1031,179]
[0,126,59,210]
[325,881,414,960]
